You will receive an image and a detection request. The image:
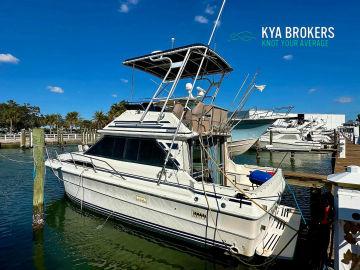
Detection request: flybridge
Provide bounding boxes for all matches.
[123,43,233,81]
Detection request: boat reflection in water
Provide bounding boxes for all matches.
[45,198,241,270]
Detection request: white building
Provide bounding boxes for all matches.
[262,111,345,130]
[302,113,345,130]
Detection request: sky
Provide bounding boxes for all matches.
[0,0,359,120]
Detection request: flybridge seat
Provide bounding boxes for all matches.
[123,43,233,80]
[173,102,228,134]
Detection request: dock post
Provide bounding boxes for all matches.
[56,128,59,145]
[256,148,260,165]
[269,130,273,145]
[20,129,26,148]
[269,151,273,166]
[84,130,86,145]
[60,127,64,145]
[30,129,33,148]
[32,128,45,230]
[81,129,84,145]
[339,137,346,158]
[290,151,295,168]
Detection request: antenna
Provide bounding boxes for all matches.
[171,37,175,48]
[232,73,249,106]
[207,0,226,46]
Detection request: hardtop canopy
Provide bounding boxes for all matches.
[123,43,232,80]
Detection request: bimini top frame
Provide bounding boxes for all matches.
[123,43,233,80]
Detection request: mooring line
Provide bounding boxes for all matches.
[0,153,33,164]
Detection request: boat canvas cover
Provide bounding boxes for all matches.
[123,44,232,80]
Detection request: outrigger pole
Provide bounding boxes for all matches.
[158,0,227,184]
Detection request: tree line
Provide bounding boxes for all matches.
[0,100,128,134]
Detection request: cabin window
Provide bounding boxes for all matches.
[86,136,116,157]
[112,137,125,159]
[86,135,177,169]
[166,143,179,149]
[124,138,140,161]
[138,139,165,166]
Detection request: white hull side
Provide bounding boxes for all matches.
[228,138,257,156]
[57,169,276,257]
[258,140,321,151]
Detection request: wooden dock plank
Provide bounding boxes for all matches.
[334,139,360,173]
[283,171,327,188]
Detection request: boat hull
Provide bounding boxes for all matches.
[57,169,276,258]
[258,140,322,151]
[228,138,257,156]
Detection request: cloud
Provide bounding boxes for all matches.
[118,0,139,13]
[47,86,64,94]
[120,78,129,83]
[282,54,294,61]
[214,20,221,27]
[112,94,118,98]
[119,3,129,13]
[205,4,216,15]
[308,88,317,94]
[335,96,353,104]
[194,15,208,24]
[0,53,20,64]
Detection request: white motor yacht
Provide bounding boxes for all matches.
[228,109,293,156]
[46,44,300,259]
[259,130,323,151]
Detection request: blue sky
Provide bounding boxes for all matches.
[0,0,359,120]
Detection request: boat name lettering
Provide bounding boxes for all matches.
[136,195,147,204]
[192,210,207,219]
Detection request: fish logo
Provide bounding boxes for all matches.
[229,31,256,42]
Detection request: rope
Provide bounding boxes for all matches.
[96,210,114,230]
[198,138,297,231]
[286,182,308,226]
[0,153,33,164]
[274,152,308,226]
[197,136,300,267]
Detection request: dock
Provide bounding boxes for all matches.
[283,139,360,187]
[284,171,328,188]
[0,131,100,149]
[334,139,360,173]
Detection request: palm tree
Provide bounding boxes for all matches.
[54,114,64,129]
[65,111,80,133]
[79,119,93,130]
[44,114,61,134]
[93,111,109,129]
[4,100,21,133]
[108,101,127,121]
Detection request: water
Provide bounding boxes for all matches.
[0,147,332,269]
[233,149,333,175]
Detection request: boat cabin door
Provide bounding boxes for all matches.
[190,136,225,185]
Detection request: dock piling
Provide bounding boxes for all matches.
[20,129,26,148]
[32,128,45,230]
